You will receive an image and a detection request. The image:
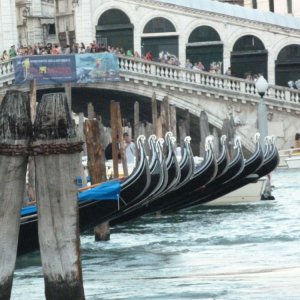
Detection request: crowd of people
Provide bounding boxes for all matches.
[0,41,136,60]
[1,41,235,77]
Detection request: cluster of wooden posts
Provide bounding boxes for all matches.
[0,81,235,300]
[0,84,85,299]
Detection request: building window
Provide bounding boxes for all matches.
[98,9,131,26]
[143,17,176,33]
[48,24,56,35]
[287,0,293,14]
[252,0,257,9]
[269,0,274,12]
[188,26,221,43]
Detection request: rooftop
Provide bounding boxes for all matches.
[157,0,300,31]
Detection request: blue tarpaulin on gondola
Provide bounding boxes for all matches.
[20,180,121,217]
[78,180,121,202]
[21,204,37,216]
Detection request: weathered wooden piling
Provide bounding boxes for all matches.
[222,117,235,159]
[32,93,85,300]
[27,80,37,203]
[134,101,140,138]
[84,112,110,242]
[151,93,158,135]
[179,109,190,149]
[64,83,72,112]
[161,96,171,137]
[110,100,120,179]
[0,90,32,300]
[116,101,128,177]
[87,102,95,120]
[84,119,107,184]
[212,128,220,157]
[170,105,177,139]
[199,111,210,157]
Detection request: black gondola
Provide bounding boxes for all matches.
[110,136,218,226]
[164,136,245,212]
[166,133,278,211]
[17,135,151,256]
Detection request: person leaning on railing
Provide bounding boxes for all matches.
[1,50,10,61]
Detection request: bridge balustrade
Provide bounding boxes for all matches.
[118,56,300,109]
[1,56,300,110]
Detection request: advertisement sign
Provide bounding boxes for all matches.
[13,55,77,85]
[75,53,120,83]
[13,53,120,85]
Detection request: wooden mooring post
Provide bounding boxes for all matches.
[161,96,171,137]
[222,117,235,159]
[84,106,109,241]
[32,93,85,300]
[179,109,190,150]
[151,93,157,136]
[0,90,32,300]
[199,111,210,157]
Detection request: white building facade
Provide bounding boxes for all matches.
[1,0,300,87]
[74,0,300,86]
[243,0,300,17]
[0,0,18,52]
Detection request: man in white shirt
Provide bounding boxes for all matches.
[123,132,136,165]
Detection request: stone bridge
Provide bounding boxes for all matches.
[1,56,300,152]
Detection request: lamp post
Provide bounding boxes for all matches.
[255,75,269,146]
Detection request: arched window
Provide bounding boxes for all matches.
[96,9,133,52]
[277,44,300,61]
[231,35,267,79]
[188,26,221,43]
[98,9,131,26]
[276,44,300,87]
[186,26,223,71]
[143,17,176,33]
[233,35,265,52]
[141,17,178,60]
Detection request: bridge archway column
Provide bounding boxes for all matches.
[178,35,186,67]
[134,30,141,55]
[75,2,94,45]
[223,46,231,73]
[267,52,276,85]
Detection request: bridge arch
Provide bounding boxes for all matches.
[95,8,134,52]
[275,44,300,87]
[186,25,223,72]
[231,34,268,80]
[141,16,178,60]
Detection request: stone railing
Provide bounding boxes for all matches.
[0,60,14,87]
[118,56,300,109]
[1,55,300,110]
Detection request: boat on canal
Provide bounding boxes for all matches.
[18,135,151,256]
[17,133,279,256]
[204,176,267,205]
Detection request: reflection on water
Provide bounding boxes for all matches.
[12,169,300,299]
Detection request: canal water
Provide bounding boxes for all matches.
[12,168,300,299]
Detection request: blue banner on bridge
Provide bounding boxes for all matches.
[13,53,120,85]
[13,55,77,85]
[75,53,120,83]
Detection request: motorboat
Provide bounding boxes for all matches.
[285,155,300,169]
[204,177,267,205]
[278,147,300,168]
